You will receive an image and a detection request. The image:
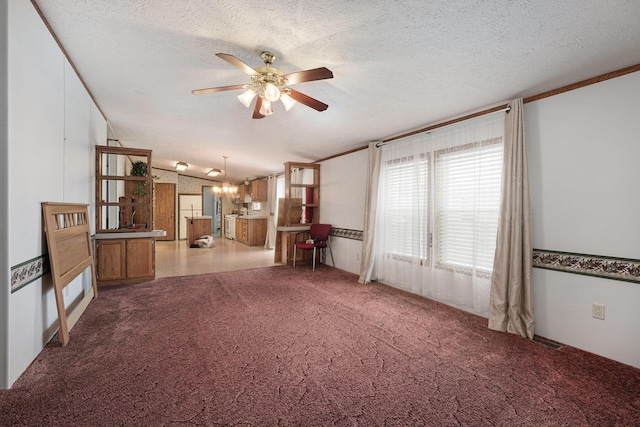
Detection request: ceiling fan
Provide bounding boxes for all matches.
[192,51,333,119]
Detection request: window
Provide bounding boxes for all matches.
[435,138,503,273]
[374,113,504,313]
[378,139,502,272]
[380,153,429,262]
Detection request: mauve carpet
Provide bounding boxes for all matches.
[1,265,639,426]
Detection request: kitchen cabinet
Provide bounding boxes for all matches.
[251,179,268,202]
[95,237,154,285]
[235,217,267,246]
[236,218,248,243]
[236,184,251,203]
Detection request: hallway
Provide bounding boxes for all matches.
[155,237,277,278]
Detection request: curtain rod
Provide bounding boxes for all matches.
[376,105,511,148]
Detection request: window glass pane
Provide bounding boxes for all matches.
[435,138,502,272]
[379,153,429,261]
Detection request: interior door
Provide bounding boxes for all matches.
[153,183,176,240]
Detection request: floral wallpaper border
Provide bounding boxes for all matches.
[14,244,634,293]
[330,228,363,241]
[532,249,640,284]
[11,254,50,293]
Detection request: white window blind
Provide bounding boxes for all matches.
[380,153,429,262]
[435,138,503,273]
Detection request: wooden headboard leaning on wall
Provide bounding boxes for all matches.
[42,202,98,347]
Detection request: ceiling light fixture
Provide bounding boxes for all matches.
[279,92,297,111]
[213,156,237,195]
[236,51,297,114]
[259,99,273,116]
[192,51,333,119]
[207,168,222,177]
[176,162,188,171]
[237,88,257,108]
[263,82,281,102]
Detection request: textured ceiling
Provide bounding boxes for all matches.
[34,0,640,182]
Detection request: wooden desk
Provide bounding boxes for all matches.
[275,225,310,264]
[185,216,212,247]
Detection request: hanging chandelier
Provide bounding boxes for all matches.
[213,156,238,194]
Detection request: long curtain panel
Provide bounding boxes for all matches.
[358,142,381,284]
[488,99,535,338]
[372,113,505,315]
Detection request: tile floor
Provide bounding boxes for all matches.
[155,236,278,278]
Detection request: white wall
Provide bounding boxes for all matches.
[4,0,107,387]
[320,73,640,369]
[0,0,10,390]
[527,71,640,368]
[320,149,368,275]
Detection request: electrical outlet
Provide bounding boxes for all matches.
[592,303,605,320]
[356,252,361,261]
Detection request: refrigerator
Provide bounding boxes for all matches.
[179,194,202,240]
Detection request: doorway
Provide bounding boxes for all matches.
[202,186,221,237]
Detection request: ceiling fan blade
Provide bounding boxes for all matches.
[252,97,265,119]
[283,67,333,85]
[287,89,329,112]
[192,84,248,95]
[216,53,260,76]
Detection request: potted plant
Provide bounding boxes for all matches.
[130,161,149,196]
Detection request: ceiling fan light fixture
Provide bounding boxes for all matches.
[259,99,273,116]
[176,162,188,171]
[263,83,281,102]
[237,88,257,108]
[193,51,333,119]
[280,92,297,111]
[207,168,222,177]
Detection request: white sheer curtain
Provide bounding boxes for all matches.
[264,174,278,249]
[374,139,431,295]
[373,113,504,316]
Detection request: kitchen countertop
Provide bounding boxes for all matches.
[236,215,268,220]
[95,230,167,239]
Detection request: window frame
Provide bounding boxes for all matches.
[434,137,503,274]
